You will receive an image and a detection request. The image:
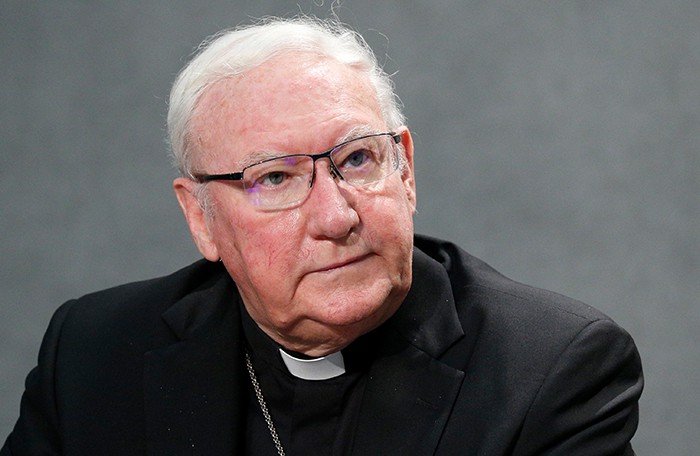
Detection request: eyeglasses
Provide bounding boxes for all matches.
[192,132,401,210]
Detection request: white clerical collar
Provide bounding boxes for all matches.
[278,349,346,380]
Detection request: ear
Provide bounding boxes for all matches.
[396,127,417,212]
[173,177,220,261]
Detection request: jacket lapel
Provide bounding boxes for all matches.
[143,270,247,455]
[351,249,466,456]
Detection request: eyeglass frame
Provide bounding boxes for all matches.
[190,131,402,191]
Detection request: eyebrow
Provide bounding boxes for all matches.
[237,125,381,169]
[238,150,286,169]
[335,125,379,144]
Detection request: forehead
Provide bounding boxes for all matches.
[190,52,384,168]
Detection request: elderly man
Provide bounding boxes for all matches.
[3,17,642,456]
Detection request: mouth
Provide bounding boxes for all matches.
[313,253,371,273]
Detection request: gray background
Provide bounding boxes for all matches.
[1,1,698,454]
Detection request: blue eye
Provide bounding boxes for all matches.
[344,150,370,168]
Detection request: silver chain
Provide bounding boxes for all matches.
[245,351,286,456]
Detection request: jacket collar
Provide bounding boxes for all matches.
[349,247,466,455]
[388,247,464,357]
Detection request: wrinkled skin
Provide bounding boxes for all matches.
[174,52,416,356]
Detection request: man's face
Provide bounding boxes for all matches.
[174,52,416,356]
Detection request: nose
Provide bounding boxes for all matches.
[305,161,359,239]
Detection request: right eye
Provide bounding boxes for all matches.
[258,171,287,187]
[244,156,307,191]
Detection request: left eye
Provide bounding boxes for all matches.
[342,150,370,168]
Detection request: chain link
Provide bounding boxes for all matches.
[245,351,286,456]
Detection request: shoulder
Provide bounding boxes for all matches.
[68,259,222,314]
[49,259,228,349]
[415,233,613,326]
[414,234,634,365]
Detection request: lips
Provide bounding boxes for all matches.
[312,253,371,273]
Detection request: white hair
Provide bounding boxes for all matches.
[167,16,406,176]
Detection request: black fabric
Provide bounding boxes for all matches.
[240,306,367,456]
[1,234,643,455]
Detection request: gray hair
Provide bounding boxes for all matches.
[167,16,405,176]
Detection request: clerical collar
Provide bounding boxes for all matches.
[240,303,347,380]
[278,349,346,380]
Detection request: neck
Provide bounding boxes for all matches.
[259,324,358,358]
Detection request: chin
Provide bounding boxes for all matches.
[319,290,402,330]
[292,313,387,355]
[279,276,410,350]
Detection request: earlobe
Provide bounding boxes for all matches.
[173,177,221,261]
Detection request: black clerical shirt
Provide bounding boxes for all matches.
[241,307,372,455]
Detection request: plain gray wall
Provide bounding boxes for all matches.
[1,1,698,454]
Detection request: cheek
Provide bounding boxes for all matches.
[214,208,307,279]
[355,194,415,279]
[253,212,310,269]
[360,185,414,239]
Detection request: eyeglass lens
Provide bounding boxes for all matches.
[242,134,398,209]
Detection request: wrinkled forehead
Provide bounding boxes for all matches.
[189,52,384,170]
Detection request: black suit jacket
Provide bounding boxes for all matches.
[2,235,642,455]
